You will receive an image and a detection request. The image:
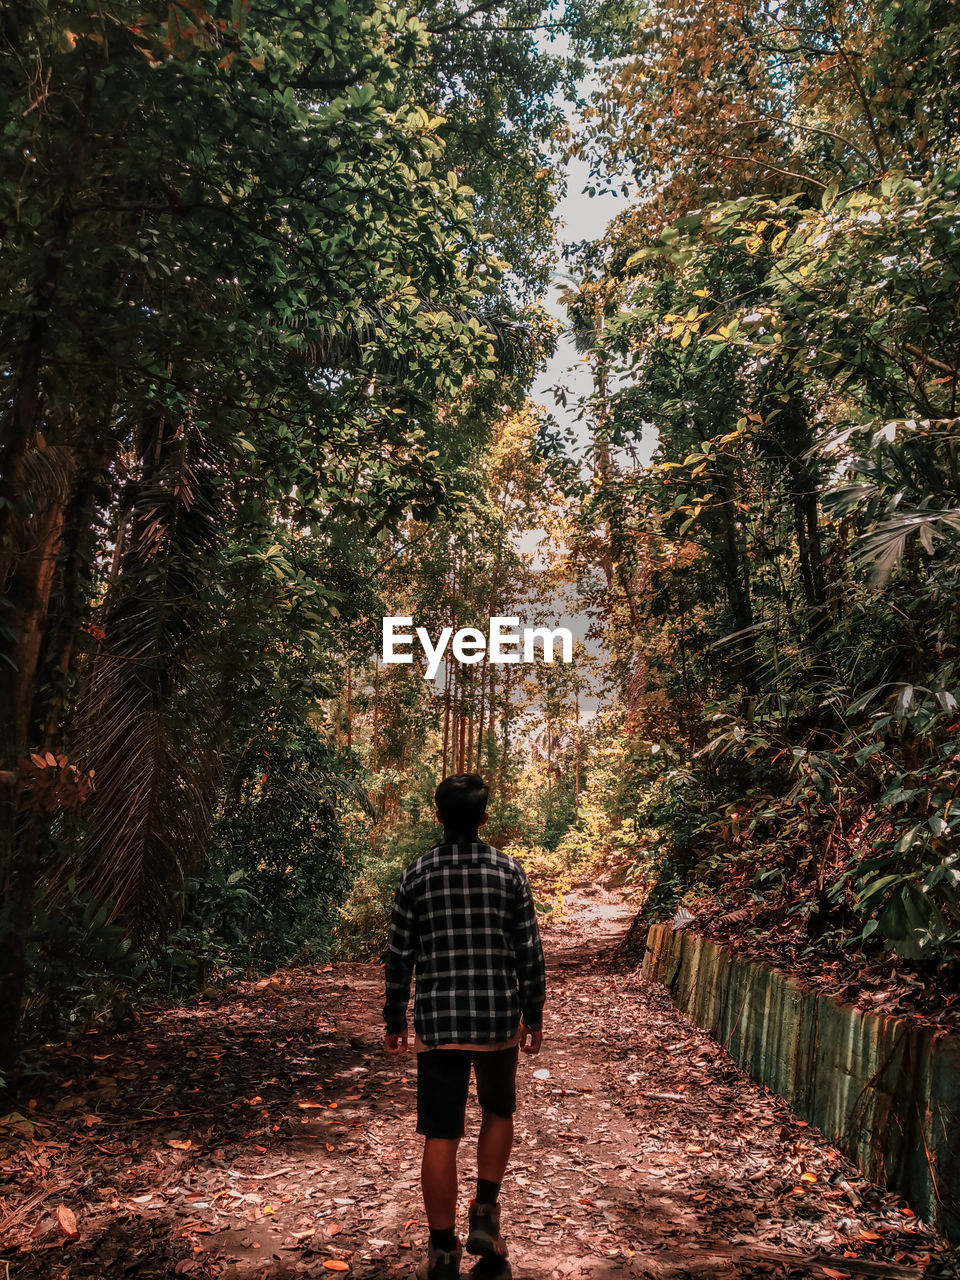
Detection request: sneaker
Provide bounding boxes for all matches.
[466,1200,508,1260]
[417,1238,463,1280]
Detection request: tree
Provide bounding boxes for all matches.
[0,0,529,1063]
[557,0,960,966]
[411,0,569,300]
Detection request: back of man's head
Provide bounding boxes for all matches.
[435,773,489,828]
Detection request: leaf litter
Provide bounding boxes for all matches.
[0,886,957,1278]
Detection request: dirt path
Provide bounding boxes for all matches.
[2,888,958,1279]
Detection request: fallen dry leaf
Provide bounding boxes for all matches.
[56,1203,79,1238]
[1,887,955,1280]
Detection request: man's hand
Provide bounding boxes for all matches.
[519,1023,542,1055]
[384,1028,408,1056]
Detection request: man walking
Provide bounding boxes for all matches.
[383,773,546,1280]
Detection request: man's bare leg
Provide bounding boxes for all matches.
[468,1110,512,1274]
[477,1110,513,1183]
[421,1137,460,1230]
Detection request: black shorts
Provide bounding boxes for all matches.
[416,1046,519,1140]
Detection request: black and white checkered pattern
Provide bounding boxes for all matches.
[383,842,546,1047]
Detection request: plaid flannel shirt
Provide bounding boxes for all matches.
[383,842,546,1048]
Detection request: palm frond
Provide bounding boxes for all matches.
[65,419,228,945]
[287,769,375,819]
[72,659,220,944]
[856,508,960,586]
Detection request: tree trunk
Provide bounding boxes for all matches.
[476,657,488,778]
[574,690,581,808]
[0,818,40,1069]
[0,343,44,586]
[781,398,826,619]
[441,653,451,778]
[712,471,758,693]
[0,476,74,1068]
[40,464,104,747]
[466,668,475,772]
[372,660,380,773]
[345,662,353,752]
[499,666,512,787]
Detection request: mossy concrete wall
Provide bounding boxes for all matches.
[642,924,960,1244]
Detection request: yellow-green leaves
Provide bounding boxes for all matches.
[663,307,705,347]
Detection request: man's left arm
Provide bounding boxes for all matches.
[511,867,546,1053]
[383,874,415,1054]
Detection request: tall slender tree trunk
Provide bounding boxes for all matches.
[486,669,498,781]
[466,667,475,772]
[713,471,758,693]
[371,661,380,773]
[345,662,353,752]
[40,461,104,747]
[574,690,581,808]
[773,396,826,618]
[0,343,44,581]
[594,357,642,631]
[0,479,73,1068]
[499,666,512,788]
[476,657,488,778]
[441,653,451,778]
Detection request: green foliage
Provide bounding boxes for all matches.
[21,882,148,1039]
[177,731,365,975]
[331,767,439,960]
[409,0,568,300]
[161,865,263,992]
[559,0,960,981]
[510,841,580,919]
[624,768,713,919]
[332,847,410,962]
[0,0,563,1063]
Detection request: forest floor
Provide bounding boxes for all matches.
[2,885,959,1280]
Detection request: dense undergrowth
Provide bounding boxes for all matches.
[580,711,960,1028]
[547,0,960,1022]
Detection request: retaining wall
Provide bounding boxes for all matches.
[642,924,960,1244]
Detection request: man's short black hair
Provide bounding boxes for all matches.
[434,773,489,826]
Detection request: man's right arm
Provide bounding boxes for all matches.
[383,874,415,1043]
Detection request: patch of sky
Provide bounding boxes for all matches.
[505,31,655,719]
[521,30,658,554]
